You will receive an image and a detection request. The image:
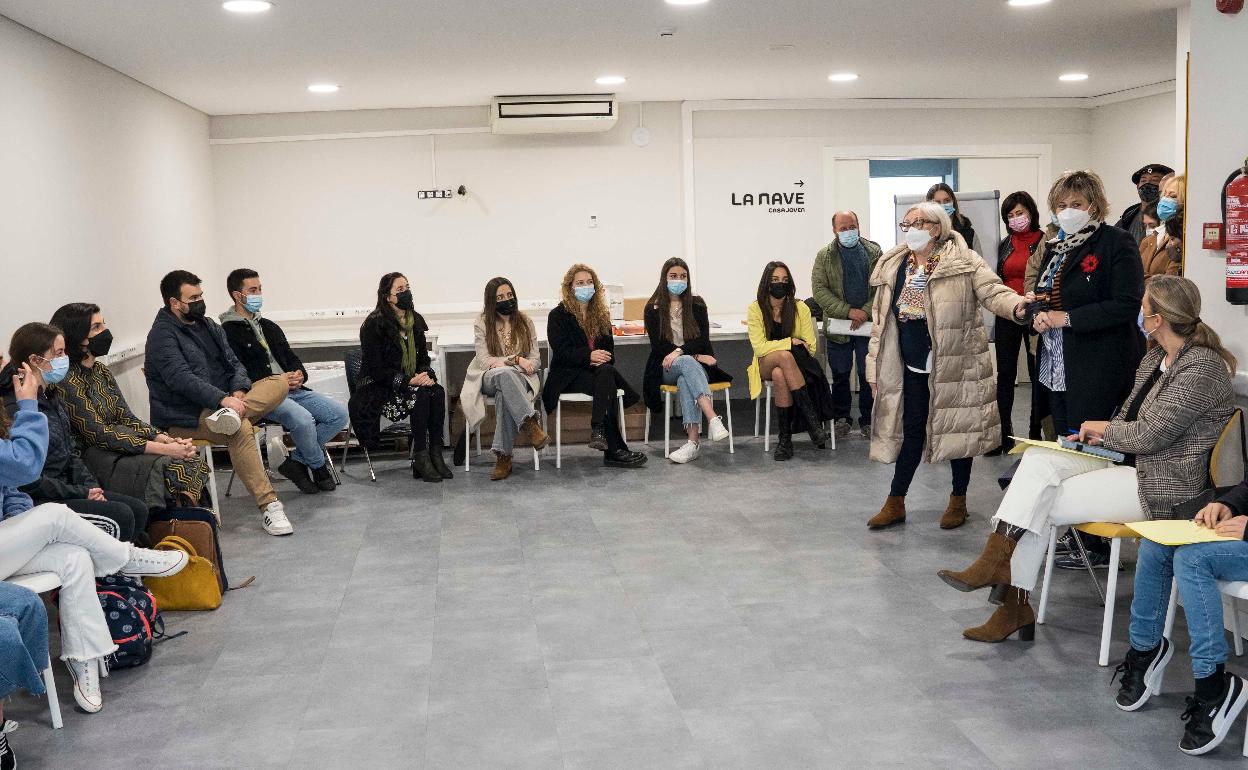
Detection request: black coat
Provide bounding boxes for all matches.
[1219,481,1248,536]
[541,303,639,414]
[953,216,976,252]
[641,299,732,412]
[220,315,310,387]
[0,366,98,502]
[144,309,251,429]
[1034,224,1145,425]
[348,310,436,441]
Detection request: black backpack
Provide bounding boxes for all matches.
[94,574,166,669]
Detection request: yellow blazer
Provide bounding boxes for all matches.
[746,300,817,400]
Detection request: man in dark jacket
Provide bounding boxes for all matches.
[145,270,293,536]
[220,268,347,494]
[1115,163,1173,245]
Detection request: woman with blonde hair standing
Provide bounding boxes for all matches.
[866,201,1029,531]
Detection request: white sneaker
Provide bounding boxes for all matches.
[262,501,293,536]
[65,658,103,713]
[669,441,700,464]
[708,416,730,442]
[120,546,189,577]
[205,407,242,436]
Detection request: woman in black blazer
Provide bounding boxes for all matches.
[349,272,453,483]
[642,258,733,464]
[541,264,646,468]
[1031,171,1145,435]
[928,183,977,250]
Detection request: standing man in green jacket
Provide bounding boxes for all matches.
[811,210,882,439]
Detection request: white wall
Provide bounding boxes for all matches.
[1185,3,1248,392]
[1090,92,1178,220]
[0,15,215,396]
[210,103,684,315]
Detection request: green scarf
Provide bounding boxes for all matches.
[397,312,419,378]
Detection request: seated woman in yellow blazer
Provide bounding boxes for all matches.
[747,261,833,460]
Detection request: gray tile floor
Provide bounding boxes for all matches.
[10,393,1248,768]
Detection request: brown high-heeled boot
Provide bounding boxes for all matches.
[867,496,906,530]
[939,495,969,529]
[962,587,1035,643]
[937,532,1015,592]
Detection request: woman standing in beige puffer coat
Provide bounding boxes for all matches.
[866,201,1029,531]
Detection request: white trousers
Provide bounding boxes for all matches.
[993,448,1142,592]
[0,504,130,661]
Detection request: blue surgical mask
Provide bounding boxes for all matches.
[1156,197,1179,222]
[244,294,264,314]
[666,280,688,296]
[1138,309,1158,338]
[837,229,861,248]
[574,285,596,303]
[941,202,956,217]
[42,355,70,385]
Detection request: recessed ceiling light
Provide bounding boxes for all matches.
[307,83,340,93]
[1059,72,1089,82]
[666,0,709,5]
[1008,0,1051,6]
[828,73,859,83]
[222,0,273,13]
[595,75,627,86]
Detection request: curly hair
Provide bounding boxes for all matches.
[559,263,612,340]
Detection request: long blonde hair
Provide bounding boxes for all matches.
[1146,275,1237,372]
[559,263,611,340]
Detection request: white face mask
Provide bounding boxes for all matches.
[904,226,933,251]
[1056,208,1091,234]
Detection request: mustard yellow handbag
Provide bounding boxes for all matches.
[144,535,223,611]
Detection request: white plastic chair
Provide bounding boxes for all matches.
[4,572,64,729]
[645,382,734,458]
[555,390,627,469]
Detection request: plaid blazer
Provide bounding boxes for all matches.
[1102,343,1235,519]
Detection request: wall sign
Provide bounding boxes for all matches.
[730,180,807,214]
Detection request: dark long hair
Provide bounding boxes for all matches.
[927,182,969,228]
[1000,191,1041,233]
[756,261,796,339]
[372,272,406,328]
[646,258,703,344]
[50,302,100,363]
[482,277,534,357]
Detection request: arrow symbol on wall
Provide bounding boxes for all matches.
[794,180,805,187]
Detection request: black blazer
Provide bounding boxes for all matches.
[1034,224,1145,425]
[641,299,733,412]
[953,216,976,251]
[358,309,434,393]
[541,303,639,413]
[220,316,309,387]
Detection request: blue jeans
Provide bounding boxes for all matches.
[1130,539,1248,678]
[265,388,349,469]
[827,336,872,424]
[662,356,711,428]
[0,581,49,697]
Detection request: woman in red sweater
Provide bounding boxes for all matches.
[989,191,1047,454]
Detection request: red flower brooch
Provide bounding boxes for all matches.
[1080,254,1099,273]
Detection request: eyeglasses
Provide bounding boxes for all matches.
[898,220,936,232]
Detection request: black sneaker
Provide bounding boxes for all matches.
[1055,550,1120,571]
[858,421,871,439]
[0,728,14,770]
[1054,529,1078,555]
[587,428,608,452]
[277,456,319,494]
[603,449,647,468]
[1180,673,1248,755]
[1113,639,1173,711]
[833,418,851,439]
[310,463,337,491]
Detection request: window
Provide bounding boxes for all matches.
[867,159,958,250]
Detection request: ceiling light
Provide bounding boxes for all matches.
[1059,72,1089,82]
[307,83,340,93]
[595,75,626,86]
[222,1,273,13]
[828,73,859,83]
[666,0,710,5]
[1008,0,1051,6]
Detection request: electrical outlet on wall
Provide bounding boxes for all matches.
[589,214,598,229]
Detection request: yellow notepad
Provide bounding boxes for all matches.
[1006,437,1121,463]
[1126,520,1240,547]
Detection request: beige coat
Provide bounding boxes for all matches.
[460,313,541,430]
[866,233,1026,464]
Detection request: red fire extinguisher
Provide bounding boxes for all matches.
[1225,157,1248,305]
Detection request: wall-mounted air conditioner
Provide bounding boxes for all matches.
[490,94,618,135]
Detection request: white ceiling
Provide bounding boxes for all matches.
[0,0,1181,116]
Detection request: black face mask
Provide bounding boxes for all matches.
[768,281,792,300]
[496,299,518,316]
[395,290,415,312]
[86,329,113,357]
[1138,183,1160,204]
[184,299,207,320]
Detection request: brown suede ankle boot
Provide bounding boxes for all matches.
[962,587,1035,643]
[939,495,969,529]
[518,415,548,451]
[937,532,1015,592]
[868,496,906,530]
[490,454,513,481]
